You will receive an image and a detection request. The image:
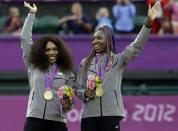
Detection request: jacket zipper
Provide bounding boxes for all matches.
[100,97,103,116]
[43,100,47,119]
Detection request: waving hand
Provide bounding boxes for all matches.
[24,1,37,13]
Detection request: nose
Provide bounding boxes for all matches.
[49,49,55,55]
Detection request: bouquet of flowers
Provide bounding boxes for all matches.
[86,74,103,97]
[57,85,74,112]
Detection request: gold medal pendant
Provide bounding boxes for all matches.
[44,90,53,101]
[95,76,104,97]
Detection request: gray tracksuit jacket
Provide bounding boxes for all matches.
[75,25,151,118]
[20,13,75,122]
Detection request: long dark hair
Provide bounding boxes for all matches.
[30,35,73,73]
[82,25,115,79]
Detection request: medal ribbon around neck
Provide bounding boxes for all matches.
[95,54,109,97]
[44,64,58,101]
[95,54,109,79]
[45,64,58,89]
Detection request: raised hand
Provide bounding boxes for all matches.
[24,1,37,14]
[147,2,161,22]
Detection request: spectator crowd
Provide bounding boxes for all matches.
[0,0,178,35]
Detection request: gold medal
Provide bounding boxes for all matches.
[95,76,103,97]
[44,90,53,101]
[96,87,104,97]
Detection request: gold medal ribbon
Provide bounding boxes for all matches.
[44,64,57,101]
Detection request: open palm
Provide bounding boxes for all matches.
[24,1,37,13]
[147,2,161,22]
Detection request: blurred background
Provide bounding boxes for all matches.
[0,0,178,131]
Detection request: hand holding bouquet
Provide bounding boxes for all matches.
[58,85,74,112]
[85,74,103,98]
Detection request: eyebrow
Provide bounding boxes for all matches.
[45,46,58,49]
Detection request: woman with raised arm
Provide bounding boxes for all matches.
[75,2,161,131]
[21,2,75,131]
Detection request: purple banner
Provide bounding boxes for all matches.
[122,96,178,131]
[0,35,178,71]
[0,96,177,131]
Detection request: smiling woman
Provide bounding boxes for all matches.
[45,41,58,64]
[92,30,107,53]
[21,2,75,131]
[30,35,72,73]
[75,2,161,131]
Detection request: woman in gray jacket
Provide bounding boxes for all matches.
[75,2,161,131]
[21,2,75,131]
